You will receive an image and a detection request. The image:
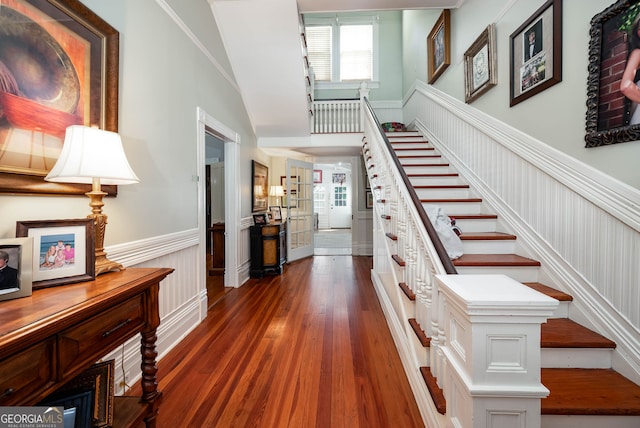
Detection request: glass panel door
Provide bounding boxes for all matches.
[285,158,314,261]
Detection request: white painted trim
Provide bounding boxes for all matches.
[107,228,198,267]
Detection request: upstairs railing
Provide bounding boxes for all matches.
[361,97,556,428]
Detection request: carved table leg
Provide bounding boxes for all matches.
[141,329,162,427]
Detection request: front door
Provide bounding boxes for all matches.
[329,170,352,228]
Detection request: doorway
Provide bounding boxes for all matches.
[205,133,226,308]
[313,161,352,256]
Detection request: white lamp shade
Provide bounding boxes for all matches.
[45,125,140,185]
[269,185,284,197]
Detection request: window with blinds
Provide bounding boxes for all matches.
[305,22,373,82]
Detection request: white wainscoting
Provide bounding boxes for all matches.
[403,81,640,383]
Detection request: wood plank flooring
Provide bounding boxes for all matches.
[140,256,424,427]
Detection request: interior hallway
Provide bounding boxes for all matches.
[314,228,352,255]
[141,256,423,427]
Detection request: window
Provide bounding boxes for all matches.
[305,16,377,85]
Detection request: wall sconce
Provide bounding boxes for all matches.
[45,125,139,276]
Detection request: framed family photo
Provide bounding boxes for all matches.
[585,0,640,147]
[464,24,497,103]
[0,0,119,196]
[16,218,95,289]
[509,0,562,106]
[0,237,33,302]
[427,9,451,84]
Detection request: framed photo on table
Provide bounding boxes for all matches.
[464,24,497,103]
[16,218,95,289]
[0,0,119,196]
[509,0,562,106]
[427,9,451,84]
[0,237,33,302]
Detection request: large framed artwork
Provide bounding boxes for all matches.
[464,24,497,104]
[0,0,119,195]
[585,1,640,147]
[509,0,562,107]
[427,9,451,84]
[252,160,269,212]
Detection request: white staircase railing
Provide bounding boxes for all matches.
[362,99,557,428]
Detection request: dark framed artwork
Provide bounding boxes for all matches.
[366,190,373,209]
[16,218,95,289]
[40,360,114,427]
[0,237,33,302]
[0,0,119,196]
[464,24,497,103]
[252,160,269,212]
[269,205,282,221]
[585,1,640,147]
[252,213,268,225]
[427,9,451,84]
[313,169,322,183]
[509,0,562,106]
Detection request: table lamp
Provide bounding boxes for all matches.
[269,185,284,207]
[45,125,140,276]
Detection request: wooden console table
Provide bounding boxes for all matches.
[0,267,173,428]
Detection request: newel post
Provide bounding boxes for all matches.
[359,81,370,131]
[435,274,558,428]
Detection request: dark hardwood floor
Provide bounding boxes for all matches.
[138,255,424,427]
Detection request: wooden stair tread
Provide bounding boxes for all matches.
[398,155,441,159]
[391,254,405,266]
[385,232,397,241]
[394,147,434,151]
[407,173,459,177]
[541,318,616,348]
[523,282,573,301]
[413,184,468,189]
[409,318,430,347]
[421,198,482,203]
[448,214,498,219]
[453,254,541,267]
[541,368,640,415]
[399,282,415,301]
[420,367,446,414]
[459,232,516,240]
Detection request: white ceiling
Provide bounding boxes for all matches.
[209,0,461,151]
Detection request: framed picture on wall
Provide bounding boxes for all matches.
[0,0,119,196]
[366,190,374,209]
[252,161,269,212]
[464,24,497,103]
[509,0,562,106]
[585,1,640,147]
[427,9,451,84]
[313,170,322,183]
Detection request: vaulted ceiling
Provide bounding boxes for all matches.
[209,0,462,142]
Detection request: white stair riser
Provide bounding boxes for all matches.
[399,157,445,165]
[461,240,516,254]
[421,201,482,215]
[542,348,613,369]
[391,144,431,151]
[414,188,471,199]
[542,415,640,428]
[403,165,453,174]
[450,218,497,232]
[408,176,464,186]
[454,265,539,283]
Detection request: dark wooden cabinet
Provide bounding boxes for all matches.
[209,222,225,275]
[250,222,286,278]
[0,267,173,428]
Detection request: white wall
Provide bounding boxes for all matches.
[402,0,640,189]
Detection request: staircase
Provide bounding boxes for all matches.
[375,130,640,428]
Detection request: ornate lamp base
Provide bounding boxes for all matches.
[86,183,125,276]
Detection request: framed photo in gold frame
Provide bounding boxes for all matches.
[464,24,497,103]
[427,9,451,84]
